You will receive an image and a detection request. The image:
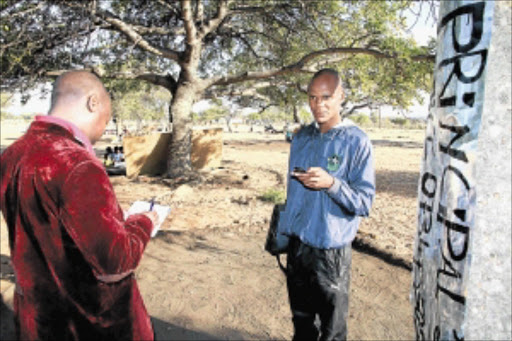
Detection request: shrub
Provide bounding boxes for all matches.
[259,188,286,204]
[390,117,409,126]
[350,114,371,126]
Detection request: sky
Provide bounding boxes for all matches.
[405,1,438,46]
[4,3,437,119]
[5,84,52,115]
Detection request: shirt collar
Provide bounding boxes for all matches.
[35,115,95,156]
[313,118,354,131]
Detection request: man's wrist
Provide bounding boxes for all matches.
[326,176,341,195]
[328,175,335,189]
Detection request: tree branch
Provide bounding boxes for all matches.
[295,47,433,65]
[181,0,197,44]
[198,0,230,38]
[131,24,184,36]
[195,0,204,23]
[304,10,332,48]
[205,47,434,89]
[45,68,178,93]
[134,73,178,93]
[235,29,286,45]
[345,102,372,116]
[0,0,25,15]
[156,0,179,13]
[296,82,307,94]
[303,55,350,72]
[94,8,181,62]
[229,6,269,14]
[0,21,29,54]
[230,34,276,63]
[3,1,43,18]
[257,103,277,115]
[203,87,271,102]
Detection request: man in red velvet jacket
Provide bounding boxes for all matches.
[0,71,158,340]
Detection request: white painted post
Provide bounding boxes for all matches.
[412,1,511,340]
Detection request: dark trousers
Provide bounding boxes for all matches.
[286,238,352,341]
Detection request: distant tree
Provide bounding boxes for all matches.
[199,104,226,124]
[297,107,312,125]
[260,107,290,124]
[390,117,409,127]
[1,0,434,178]
[247,112,261,124]
[370,110,379,125]
[112,85,170,130]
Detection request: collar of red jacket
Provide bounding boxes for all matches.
[35,115,95,156]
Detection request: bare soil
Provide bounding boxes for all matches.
[1,122,424,340]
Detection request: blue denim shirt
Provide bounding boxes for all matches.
[278,122,375,249]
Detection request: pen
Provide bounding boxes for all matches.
[149,197,155,211]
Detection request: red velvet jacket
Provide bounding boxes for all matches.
[0,121,154,340]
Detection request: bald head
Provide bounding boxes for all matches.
[49,70,112,144]
[51,71,108,109]
[308,68,343,93]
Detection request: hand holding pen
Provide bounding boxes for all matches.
[144,197,158,227]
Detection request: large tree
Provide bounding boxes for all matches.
[1,0,434,177]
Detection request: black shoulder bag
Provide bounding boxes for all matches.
[264,203,289,274]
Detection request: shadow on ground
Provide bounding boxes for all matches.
[152,316,266,340]
[371,139,423,149]
[352,237,412,271]
[152,317,217,340]
[223,139,286,147]
[155,231,244,258]
[376,169,419,199]
[0,308,262,341]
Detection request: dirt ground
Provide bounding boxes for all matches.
[1,121,424,340]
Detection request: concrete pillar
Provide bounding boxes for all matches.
[412,1,511,340]
[465,1,511,339]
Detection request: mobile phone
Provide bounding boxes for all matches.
[293,167,307,174]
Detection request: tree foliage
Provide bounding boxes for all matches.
[1,0,435,176]
[192,104,226,124]
[2,1,433,99]
[111,84,170,125]
[219,1,434,119]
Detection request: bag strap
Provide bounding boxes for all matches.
[276,255,287,275]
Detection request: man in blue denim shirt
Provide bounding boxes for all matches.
[278,69,375,341]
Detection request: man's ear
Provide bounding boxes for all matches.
[86,94,99,113]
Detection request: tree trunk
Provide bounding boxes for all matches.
[378,106,382,129]
[226,116,233,133]
[292,105,302,124]
[166,82,197,178]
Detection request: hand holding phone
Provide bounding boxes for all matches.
[293,166,335,190]
[293,166,307,174]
